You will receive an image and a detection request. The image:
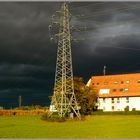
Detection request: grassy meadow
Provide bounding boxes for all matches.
[0,115,140,138]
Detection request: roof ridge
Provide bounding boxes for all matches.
[92,72,140,77]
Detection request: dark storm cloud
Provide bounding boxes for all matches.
[0,2,62,107]
[0,2,60,66]
[70,2,140,79]
[0,2,140,108]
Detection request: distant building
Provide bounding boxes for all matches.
[87,73,140,111]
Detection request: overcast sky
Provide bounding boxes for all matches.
[0,2,140,108]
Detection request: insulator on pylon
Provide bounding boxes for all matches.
[52,14,55,18]
[50,37,54,41]
[48,25,52,30]
[53,22,59,24]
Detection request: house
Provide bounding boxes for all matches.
[87,73,140,111]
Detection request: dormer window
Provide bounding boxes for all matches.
[126,80,130,84]
[120,88,124,92]
[104,82,108,85]
[114,81,118,84]
[124,88,129,91]
[112,89,117,92]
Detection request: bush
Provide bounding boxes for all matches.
[132,108,136,111]
[124,106,129,112]
[41,112,66,122]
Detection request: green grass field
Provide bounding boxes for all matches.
[0,115,140,138]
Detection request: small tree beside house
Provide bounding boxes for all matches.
[74,77,98,115]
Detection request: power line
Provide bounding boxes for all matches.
[71,2,140,12]
[70,2,107,11]
[74,4,140,20]
[100,45,140,51]
[71,18,140,33]
[70,2,137,11]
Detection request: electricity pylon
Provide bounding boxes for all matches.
[49,2,81,119]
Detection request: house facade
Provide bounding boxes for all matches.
[87,73,140,111]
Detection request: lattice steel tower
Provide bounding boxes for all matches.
[49,2,81,119]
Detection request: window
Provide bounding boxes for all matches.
[97,83,100,85]
[117,98,120,103]
[120,88,124,92]
[121,81,124,84]
[112,89,117,92]
[112,98,114,103]
[104,82,108,85]
[124,88,129,91]
[114,81,118,84]
[103,98,106,103]
[99,89,110,94]
[137,80,140,83]
[126,80,130,84]
[126,97,129,103]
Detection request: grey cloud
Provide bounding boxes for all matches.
[0,63,54,79]
[0,2,140,108]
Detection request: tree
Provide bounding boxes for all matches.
[74,77,98,115]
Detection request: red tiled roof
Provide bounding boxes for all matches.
[89,73,140,97]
